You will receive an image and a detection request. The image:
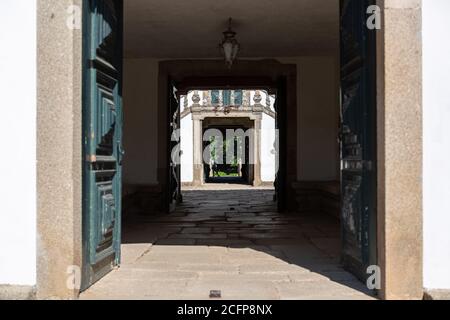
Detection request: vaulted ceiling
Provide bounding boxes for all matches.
[124,0,339,58]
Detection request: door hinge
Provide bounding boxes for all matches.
[86,154,97,163]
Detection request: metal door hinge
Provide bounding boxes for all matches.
[86,154,97,163]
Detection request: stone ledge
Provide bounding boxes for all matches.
[292,181,340,219]
[424,289,450,300]
[123,184,163,214]
[260,181,275,187]
[0,285,36,300]
[182,182,196,187]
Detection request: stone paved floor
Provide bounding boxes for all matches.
[81,185,375,300]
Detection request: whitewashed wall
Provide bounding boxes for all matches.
[423,0,450,290]
[181,95,194,183]
[278,57,340,181]
[0,0,37,285]
[261,113,276,182]
[180,91,276,183]
[123,58,159,186]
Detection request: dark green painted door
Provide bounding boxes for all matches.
[340,0,377,282]
[168,81,181,212]
[82,0,123,291]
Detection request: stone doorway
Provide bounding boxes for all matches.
[35,0,423,300]
[180,89,277,188]
[157,60,298,213]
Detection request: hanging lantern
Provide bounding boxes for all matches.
[220,18,240,68]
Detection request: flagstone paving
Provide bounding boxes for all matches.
[81,185,376,300]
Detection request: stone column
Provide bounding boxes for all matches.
[192,117,204,186]
[253,118,262,187]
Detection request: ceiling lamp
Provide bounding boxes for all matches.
[220,18,240,68]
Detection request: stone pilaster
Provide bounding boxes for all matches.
[377,0,423,300]
[37,0,83,299]
[253,118,262,187]
[192,118,204,186]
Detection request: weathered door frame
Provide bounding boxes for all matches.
[36,0,423,300]
[201,120,257,186]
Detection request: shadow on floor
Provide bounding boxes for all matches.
[205,176,249,184]
[83,188,376,300]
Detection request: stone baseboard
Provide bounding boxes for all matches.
[424,289,450,300]
[123,184,163,214]
[260,181,275,187]
[292,181,340,218]
[0,285,36,300]
[182,181,274,188]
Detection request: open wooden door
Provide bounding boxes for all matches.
[168,81,182,212]
[340,0,377,282]
[81,0,123,290]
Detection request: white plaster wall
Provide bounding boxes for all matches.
[181,96,194,183]
[123,58,159,186]
[423,0,450,290]
[278,57,340,181]
[261,113,276,182]
[0,0,37,285]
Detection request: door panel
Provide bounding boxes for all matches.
[340,0,377,281]
[82,0,123,291]
[168,81,181,212]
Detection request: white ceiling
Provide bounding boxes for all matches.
[124,0,340,59]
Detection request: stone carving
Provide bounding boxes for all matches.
[192,91,201,105]
[253,90,262,104]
